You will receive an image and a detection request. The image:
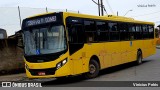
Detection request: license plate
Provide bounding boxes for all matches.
[38,72,46,76]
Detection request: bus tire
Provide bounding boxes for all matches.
[85,59,100,79]
[136,51,142,65]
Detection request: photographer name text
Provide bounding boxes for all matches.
[137,4,156,7]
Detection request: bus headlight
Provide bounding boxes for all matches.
[56,58,68,70]
[25,64,29,70]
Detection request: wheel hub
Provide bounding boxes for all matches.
[138,55,142,64]
[89,64,96,74]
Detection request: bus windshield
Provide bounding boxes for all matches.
[24,25,67,56]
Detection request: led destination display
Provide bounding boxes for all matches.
[26,16,57,27]
[22,13,63,28]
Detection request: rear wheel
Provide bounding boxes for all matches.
[85,59,100,79]
[136,51,142,65]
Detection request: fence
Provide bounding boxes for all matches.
[0,38,24,75]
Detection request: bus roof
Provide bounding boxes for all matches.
[26,12,154,25]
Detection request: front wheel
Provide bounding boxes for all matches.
[85,59,100,79]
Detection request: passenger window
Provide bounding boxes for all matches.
[148,25,154,39]
[129,24,136,40]
[108,22,119,41]
[135,25,143,39]
[96,21,109,41]
[109,23,117,31]
[84,20,97,42]
[142,25,149,39]
[119,23,129,41]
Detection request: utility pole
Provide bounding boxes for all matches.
[98,0,100,16]
[46,7,48,13]
[100,0,104,16]
[18,6,22,27]
[92,0,105,16]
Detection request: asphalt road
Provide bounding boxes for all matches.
[39,49,160,87]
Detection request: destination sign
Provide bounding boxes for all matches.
[26,16,57,27]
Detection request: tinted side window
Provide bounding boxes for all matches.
[96,21,109,41]
[84,20,97,42]
[129,24,136,40]
[142,25,149,39]
[135,25,143,39]
[148,25,154,39]
[109,23,117,31]
[108,22,119,41]
[119,23,129,41]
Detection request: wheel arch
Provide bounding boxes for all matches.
[90,55,101,69]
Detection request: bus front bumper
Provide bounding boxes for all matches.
[25,62,72,79]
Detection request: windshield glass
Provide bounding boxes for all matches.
[24,25,67,55]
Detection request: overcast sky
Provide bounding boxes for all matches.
[0,0,160,36]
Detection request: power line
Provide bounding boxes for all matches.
[92,0,101,16]
[103,5,108,15]
[131,10,160,17]
[100,0,108,15]
[105,0,114,14]
[146,16,160,21]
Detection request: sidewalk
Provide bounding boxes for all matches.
[0,73,26,81]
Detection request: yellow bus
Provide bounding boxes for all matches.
[22,12,156,79]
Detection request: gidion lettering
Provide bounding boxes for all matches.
[26,16,56,26]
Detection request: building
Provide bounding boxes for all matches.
[0,28,7,39]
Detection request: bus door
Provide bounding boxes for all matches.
[67,23,85,75]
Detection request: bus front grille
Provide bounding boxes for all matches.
[28,67,56,76]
